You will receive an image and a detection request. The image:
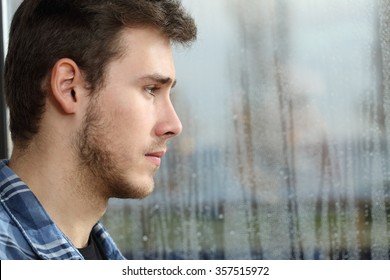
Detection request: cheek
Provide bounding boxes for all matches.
[108,102,156,146]
[101,90,156,139]
[115,104,150,130]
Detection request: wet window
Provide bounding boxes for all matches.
[3,0,390,259]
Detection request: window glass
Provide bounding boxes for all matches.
[3,0,390,260]
[104,0,390,260]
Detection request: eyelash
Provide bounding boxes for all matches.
[145,85,160,97]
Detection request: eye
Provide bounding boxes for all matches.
[145,85,160,97]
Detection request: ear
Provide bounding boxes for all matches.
[50,58,83,114]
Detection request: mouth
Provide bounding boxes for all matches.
[145,150,166,167]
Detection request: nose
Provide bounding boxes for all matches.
[155,99,183,139]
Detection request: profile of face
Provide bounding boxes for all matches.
[76,27,182,199]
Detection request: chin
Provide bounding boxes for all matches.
[110,176,155,199]
[131,183,155,199]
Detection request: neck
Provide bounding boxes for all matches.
[9,141,108,248]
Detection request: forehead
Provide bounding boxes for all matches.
[112,26,175,77]
[118,26,172,59]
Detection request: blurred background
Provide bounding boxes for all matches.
[2,0,390,259]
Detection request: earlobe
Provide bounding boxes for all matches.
[50,58,82,114]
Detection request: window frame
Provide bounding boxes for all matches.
[0,0,8,159]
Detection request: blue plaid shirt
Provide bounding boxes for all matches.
[0,160,125,260]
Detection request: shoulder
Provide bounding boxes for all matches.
[0,203,38,260]
[0,160,39,260]
[0,160,83,260]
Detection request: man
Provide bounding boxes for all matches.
[0,0,196,260]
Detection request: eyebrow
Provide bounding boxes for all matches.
[139,74,177,88]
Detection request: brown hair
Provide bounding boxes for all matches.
[4,0,197,146]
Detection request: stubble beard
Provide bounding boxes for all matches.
[74,101,155,200]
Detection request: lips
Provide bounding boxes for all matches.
[145,151,166,167]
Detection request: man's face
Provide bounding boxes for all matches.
[76,27,182,199]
